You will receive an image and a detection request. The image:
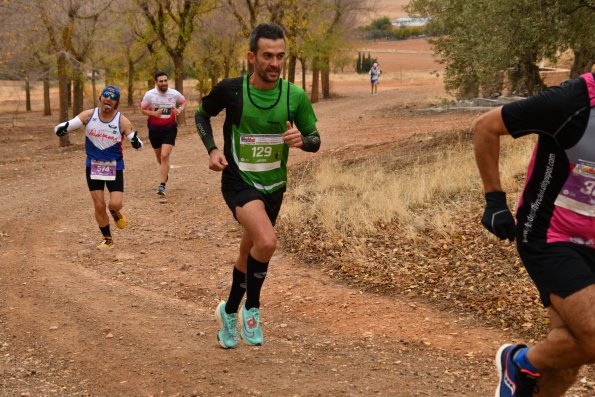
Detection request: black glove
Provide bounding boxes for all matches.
[130,131,143,149]
[481,191,516,241]
[55,121,69,137]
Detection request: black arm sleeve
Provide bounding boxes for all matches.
[195,108,217,153]
[194,81,230,154]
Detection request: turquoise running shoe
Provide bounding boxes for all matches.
[239,303,263,346]
[215,301,238,349]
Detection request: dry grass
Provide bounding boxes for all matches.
[282,131,535,239]
[278,128,554,342]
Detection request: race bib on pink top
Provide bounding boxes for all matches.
[555,160,595,217]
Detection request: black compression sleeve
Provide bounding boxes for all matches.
[195,108,217,153]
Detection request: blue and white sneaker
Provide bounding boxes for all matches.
[495,344,540,397]
[239,303,263,346]
[215,301,238,349]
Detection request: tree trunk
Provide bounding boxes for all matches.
[173,53,185,125]
[322,57,330,99]
[92,70,98,107]
[25,75,32,112]
[287,55,296,84]
[58,53,71,147]
[300,58,307,91]
[311,59,320,104]
[570,47,595,79]
[283,58,287,80]
[43,68,51,116]
[127,59,135,106]
[66,78,72,109]
[72,69,84,116]
[223,58,231,79]
[522,55,545,95]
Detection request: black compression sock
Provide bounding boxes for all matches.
[245,254,269,310]
[225,267,246,314]
[99,225,111,237]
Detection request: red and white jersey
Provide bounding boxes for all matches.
[141,88,186,130]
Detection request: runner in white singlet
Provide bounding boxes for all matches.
[54,86,143,248]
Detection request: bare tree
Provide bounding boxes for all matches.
[37,0,111,146]
[0,2,51,114]
[319,0,364,99]
[226,0,261,38]
[129,16,161,90]
[137,0,215,122]
[112,9,150,106]
[191,9,244,94]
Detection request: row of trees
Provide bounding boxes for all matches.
[1,1,593,139]
[406,0,595,98]
[0,0,368,146]
[355,52,377,74]
[361,16,426,40]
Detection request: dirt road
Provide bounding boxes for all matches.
[0,76,516,396]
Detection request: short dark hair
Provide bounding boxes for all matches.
[154,71,167,80]
[249,23,285,53]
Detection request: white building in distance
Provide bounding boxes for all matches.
[392,17,429,28]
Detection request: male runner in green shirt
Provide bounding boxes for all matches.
[195,23,321,348]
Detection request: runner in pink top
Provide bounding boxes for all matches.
[140,71,186,196]
[474,72,595,396]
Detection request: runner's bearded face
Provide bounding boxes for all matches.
[156,76,168,93]
[251,38,285,85]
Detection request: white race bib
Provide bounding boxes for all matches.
[90,159,117,181]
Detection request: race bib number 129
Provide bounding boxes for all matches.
[238,134,284,172]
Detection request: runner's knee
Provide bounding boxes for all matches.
[253,234,277,257]
[93,201,107,213]
[567,321,595,362]
[108,203,122,212]
[547,325,595,362]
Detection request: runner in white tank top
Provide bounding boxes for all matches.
[53,86,143,248]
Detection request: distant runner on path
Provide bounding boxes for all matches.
[54,85,143,248]
[140,71,186,197]
[369,62,382,95]
[195,23,321,349]
[474,72,595,397]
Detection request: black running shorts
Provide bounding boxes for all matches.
[149,127,177,149]
[518,241,595,307]
[221,181,285,225]
[86,167,124,192]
